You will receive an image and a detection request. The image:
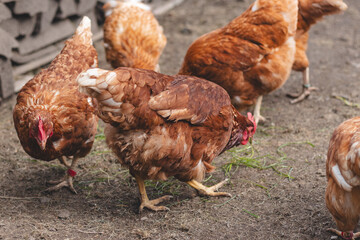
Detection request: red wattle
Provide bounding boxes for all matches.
[67,169,77,177]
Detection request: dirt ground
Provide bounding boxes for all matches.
[1,0,359,239]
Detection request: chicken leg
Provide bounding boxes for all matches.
[253,95,266,125]
[328,228,360,240]
[187,178,232,197]
[135,174,172,212]
[287,68,318,104]
[45,155,79,194]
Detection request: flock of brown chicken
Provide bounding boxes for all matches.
[11,0,357,239]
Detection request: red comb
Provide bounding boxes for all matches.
[38,117,47,141]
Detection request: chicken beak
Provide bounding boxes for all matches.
[38,140,47,151]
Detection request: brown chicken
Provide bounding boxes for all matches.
[179,0,299,124]
[77,67,256,212]
[326,117,360,240]
[13,16,98,193]
[103,0,166,71]
[288,0,348,104]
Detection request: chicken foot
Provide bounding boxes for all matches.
[287,68,318,104]
[45,155,79,194]
[135,175,172,212]
[58,156,71,168]
[187,178,232,197]
[328,228,360,240]
[253,95,266,125]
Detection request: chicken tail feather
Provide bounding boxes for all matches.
[74,16,93,46]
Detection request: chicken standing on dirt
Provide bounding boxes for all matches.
[13,17,98,193]
[287,0,348,104]
[77,67,256,212]
[179,0,298,124]
[326,117,360,240]
[103,0,166,71]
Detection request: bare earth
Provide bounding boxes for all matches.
[1,0,360,239]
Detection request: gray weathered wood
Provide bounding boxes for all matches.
[14,74,33,92]
[14,0,49,16]
[18,15,37,36]
[38,0,58,33]
[0,3,11,22]
[57,0,77,19]
[0,18,19,38]
[18,19,74,55]
[0,57,14,98]
[12,44,57,64]
[0,28,18,58]
[77,0,97,15]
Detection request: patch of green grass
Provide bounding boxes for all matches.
[95,125,106,142]
[145,178,182,196]
[95,133,106,141]
[333,95,360,108]
[242,208,260,219]
[222,141,315,181]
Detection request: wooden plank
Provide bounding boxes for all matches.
[18,15,37,36]
[57,0,77,19]
[38,0,58,33]
[0,18,19,38]
[77,0,97,15]
[0,57,14,98]
[14,0,49,16]
[13,48,60,76]
[11,44,57,64]
[0,3,11,22]
[0,28,18,58]
[14,74,33,92]
[18,19,74,55]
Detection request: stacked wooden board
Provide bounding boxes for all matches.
[0,0,105,99]
[0,0,183,101]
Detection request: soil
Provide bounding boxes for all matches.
[1,0,359,239]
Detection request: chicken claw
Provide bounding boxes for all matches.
[287,84,318,104]
[139,195,173,212]
[287,68,318,104]
[253,95,266,125]
[328,228,360,240]
[45,169,77,194]
[135,174,172,212]
[187,178,232,197]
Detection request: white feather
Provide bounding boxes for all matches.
[332,164,352,192]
